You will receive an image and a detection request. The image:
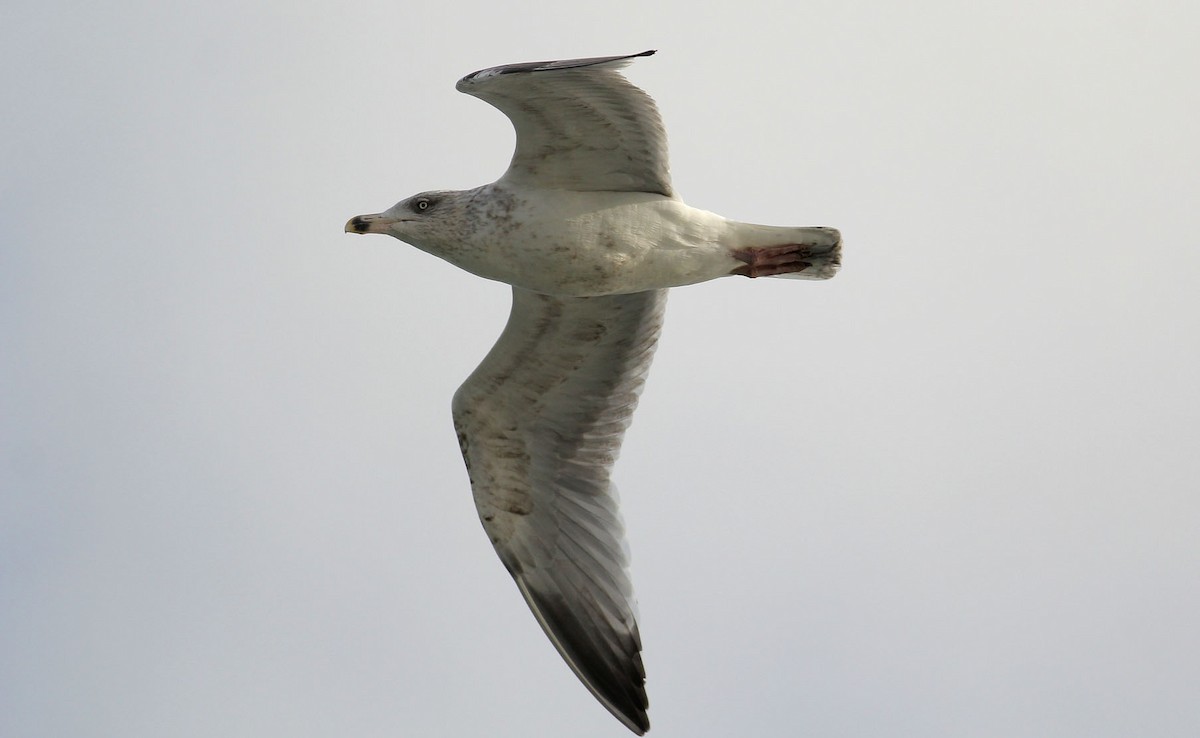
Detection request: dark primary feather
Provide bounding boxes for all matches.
[458,50,656,79]
[451,287,668,735]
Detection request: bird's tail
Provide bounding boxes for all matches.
[728,224,842,280]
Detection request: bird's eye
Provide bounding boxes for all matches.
[414,198,432,212]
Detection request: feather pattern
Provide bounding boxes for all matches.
[456,51,673,196]
[451,287,667,735]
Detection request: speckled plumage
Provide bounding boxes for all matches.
[345,51,842,735]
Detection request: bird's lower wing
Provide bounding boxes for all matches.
[451,287,668,735]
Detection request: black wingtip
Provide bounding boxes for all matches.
[473,51,659,80]
[529,592,650,734]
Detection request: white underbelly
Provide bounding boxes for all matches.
[465,189,736,296]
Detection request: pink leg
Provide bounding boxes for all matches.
[731,244,820,278]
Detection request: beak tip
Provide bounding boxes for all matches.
[345,213,395,235]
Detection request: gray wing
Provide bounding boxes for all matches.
[451,287,668,735]
[455,50,673,197]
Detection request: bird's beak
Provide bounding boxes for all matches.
[345,213,399,234]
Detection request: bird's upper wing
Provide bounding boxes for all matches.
[455,50,673,197]
[451,287,668,735]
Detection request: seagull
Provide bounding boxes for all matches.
[345,50,841,734]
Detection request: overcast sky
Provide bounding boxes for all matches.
[3,1,1198,736]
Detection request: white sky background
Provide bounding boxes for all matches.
[3,1,1198,736]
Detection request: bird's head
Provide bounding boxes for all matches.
[344,190,467,251]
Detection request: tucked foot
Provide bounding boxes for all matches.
[731,228,841,280]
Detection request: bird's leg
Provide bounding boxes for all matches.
[730,243,819,278]
[728,226,841,279]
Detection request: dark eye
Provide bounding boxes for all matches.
[414,197,432,212]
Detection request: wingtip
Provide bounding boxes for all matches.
[628,709,651,735]
[512,574,650,734]
[461,50,659,86]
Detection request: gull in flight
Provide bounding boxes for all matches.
[346,50,841,734]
